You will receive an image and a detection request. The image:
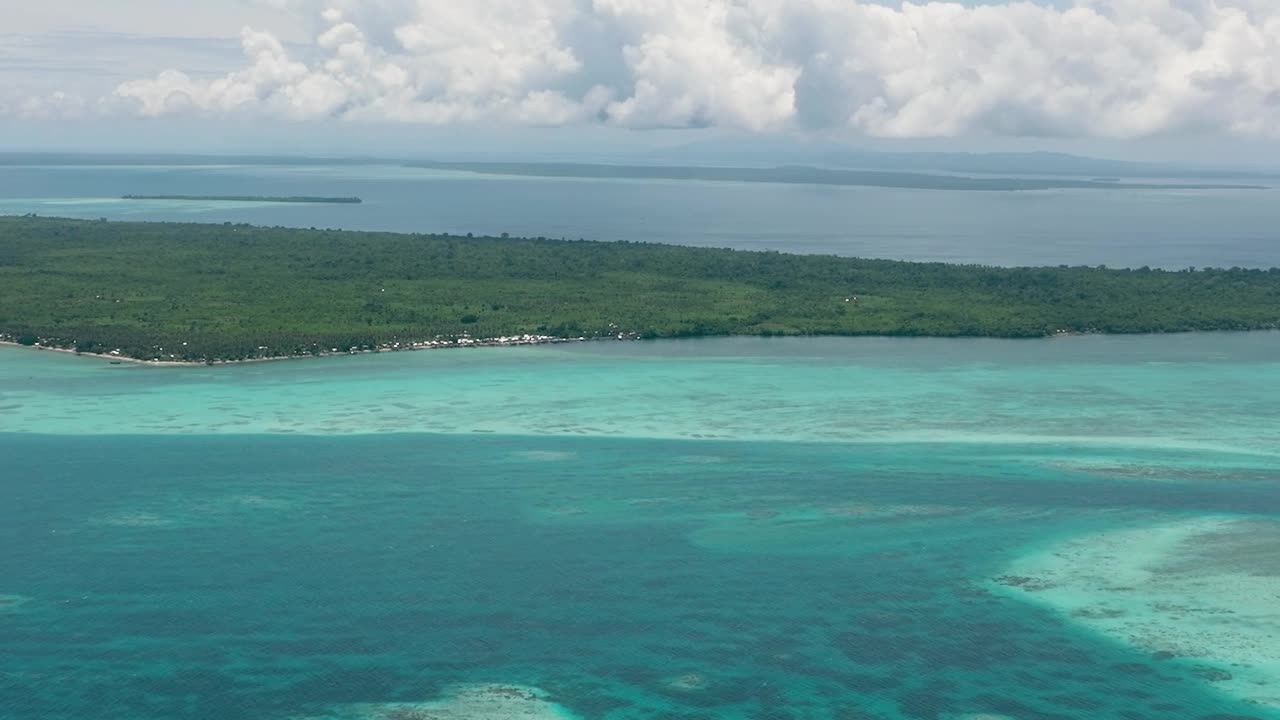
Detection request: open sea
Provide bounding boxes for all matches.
[3,162,1280,718]
[3,334,1280,720]
[0,162,1279,268]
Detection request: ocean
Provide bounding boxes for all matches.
[3,334,1280,719]
[1,162,1278,269]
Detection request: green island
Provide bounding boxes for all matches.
[1,215,1278,363]
[121,195,363,204]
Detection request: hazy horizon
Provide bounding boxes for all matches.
[6,129,1280,175]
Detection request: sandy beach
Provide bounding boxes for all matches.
[0,340,192,366]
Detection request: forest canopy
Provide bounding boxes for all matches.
[1,216,1277,362]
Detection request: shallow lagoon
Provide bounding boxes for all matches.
[2,334,1280,719]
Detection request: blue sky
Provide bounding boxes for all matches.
[4,1,1280,164]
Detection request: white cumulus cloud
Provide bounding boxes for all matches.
[47,0,1280,137]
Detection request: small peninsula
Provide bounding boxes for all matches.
[122,195,363,204]
[1,216,1278,363]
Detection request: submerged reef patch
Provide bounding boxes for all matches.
[95,511,175,528]
[299,684,577,720]
[89,493,297,532]
[662,672,709,693]
[1043,458,1280,484]
[512,451,578,462]
[0,594,30,613]
[225,494,292,509]
[995,516,1280,708]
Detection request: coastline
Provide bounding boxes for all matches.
[0,334,599,367]
[5,327,1280,368]
[0,341,192,367]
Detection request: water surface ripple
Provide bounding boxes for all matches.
[2,334,1279,719]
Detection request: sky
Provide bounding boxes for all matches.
[4,0,1280,164]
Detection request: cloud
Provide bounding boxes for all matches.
[32,1,1280,137]
[0,91,91,120]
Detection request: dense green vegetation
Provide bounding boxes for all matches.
[122,195,362,204]
[1,216,1277,362]
[408,161,1268,192]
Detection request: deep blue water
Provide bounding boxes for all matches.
[1,163,1278,268]
[3,432,1279,720]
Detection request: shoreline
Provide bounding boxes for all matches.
[0,334,599,367]
[4,328,1280,368]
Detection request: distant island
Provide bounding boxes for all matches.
[406,161,1268,192]
[122,195,363,204]
[6,150,1278,182]
[1,216,1277,363]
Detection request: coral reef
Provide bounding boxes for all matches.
[303,684,576,720]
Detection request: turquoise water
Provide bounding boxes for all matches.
[3,334,1280,719]
[2,163,1280,268]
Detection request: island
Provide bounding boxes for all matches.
[405,161,1268,192]
[122,195,363,204]
[1,216,1277,363]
